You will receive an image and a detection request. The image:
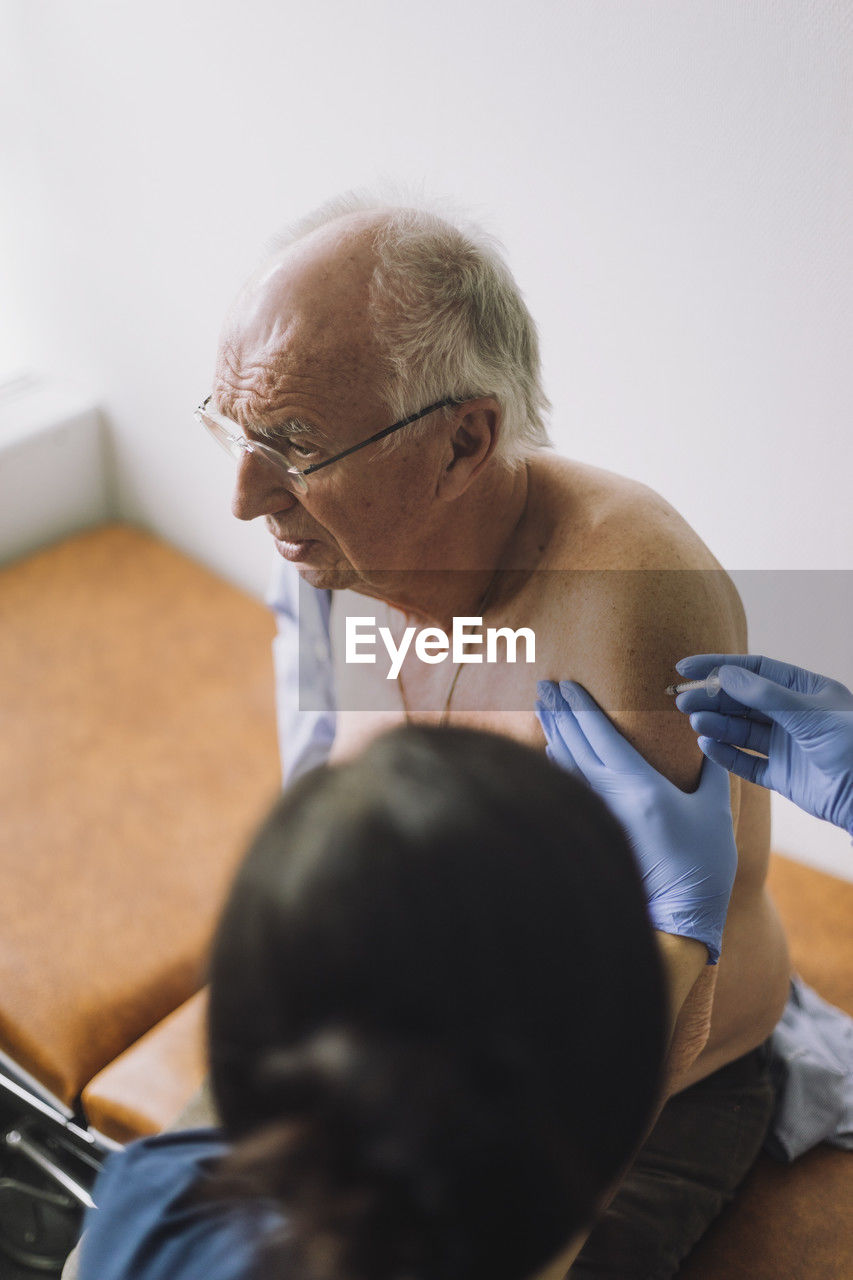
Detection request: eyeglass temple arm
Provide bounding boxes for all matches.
[300,398,462,476]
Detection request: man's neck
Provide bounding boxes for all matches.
[369,462,532,630]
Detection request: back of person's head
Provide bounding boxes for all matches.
[208,725,666,1280]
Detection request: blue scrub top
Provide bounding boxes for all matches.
[77,1128,286,1280]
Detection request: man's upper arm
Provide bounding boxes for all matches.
[567,565,743,800]
[558,564,746,1084]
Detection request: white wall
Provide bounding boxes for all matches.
[3,0,851,871]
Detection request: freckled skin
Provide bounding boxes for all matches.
[219,213,790,1090]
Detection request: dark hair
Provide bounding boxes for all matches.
[207,725,666,1280]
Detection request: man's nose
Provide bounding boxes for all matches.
[231,452,299,521]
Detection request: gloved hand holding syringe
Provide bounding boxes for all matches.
[671,654,853,837]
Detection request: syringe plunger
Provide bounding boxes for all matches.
[665,668,722,698]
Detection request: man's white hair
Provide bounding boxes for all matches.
[268,190,552,469]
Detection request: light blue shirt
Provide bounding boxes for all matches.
[267,559,336,785]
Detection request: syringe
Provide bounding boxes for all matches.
[665,668,722,698]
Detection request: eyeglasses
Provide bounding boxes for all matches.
[194,395,461,495]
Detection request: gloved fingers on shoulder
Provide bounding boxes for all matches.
[554,679,599,715]
[689,709,772,756]
[535,679,560,712]
[537,703,585,775]
[557,681,644,774]
[536,702,569,761]
[696,735,769,789]
[536,689,602,775]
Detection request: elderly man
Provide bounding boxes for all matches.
[203,196,790,1279]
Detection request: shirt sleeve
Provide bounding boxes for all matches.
[765,976,853,1161]
[77,1128,284,1280]
[266,557,336,785]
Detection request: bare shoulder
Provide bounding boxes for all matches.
[527,453,747,784]
[529,453,745,641]
[530,453,725,572]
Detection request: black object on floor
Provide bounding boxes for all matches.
[0,1123,86,1274]
[0,1053,114,1277]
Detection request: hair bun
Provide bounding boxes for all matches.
[214,1026,578,1280]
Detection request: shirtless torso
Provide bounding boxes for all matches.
[329,452,791,1087]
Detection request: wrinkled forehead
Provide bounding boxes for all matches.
[214,324,373,425]
[213,229,382,426]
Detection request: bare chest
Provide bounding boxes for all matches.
[328,582,586,760]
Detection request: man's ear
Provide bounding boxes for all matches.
[436,399,501,500]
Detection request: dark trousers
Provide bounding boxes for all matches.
[570,1042,775,1280]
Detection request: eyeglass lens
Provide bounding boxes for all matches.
[200,409,307,492]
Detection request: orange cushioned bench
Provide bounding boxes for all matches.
[0,523,280,1123]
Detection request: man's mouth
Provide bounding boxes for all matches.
[273,536,319,562]
[266,516,325,563]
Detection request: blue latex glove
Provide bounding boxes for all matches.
[675,654,853,836]
[536,680,737,965]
